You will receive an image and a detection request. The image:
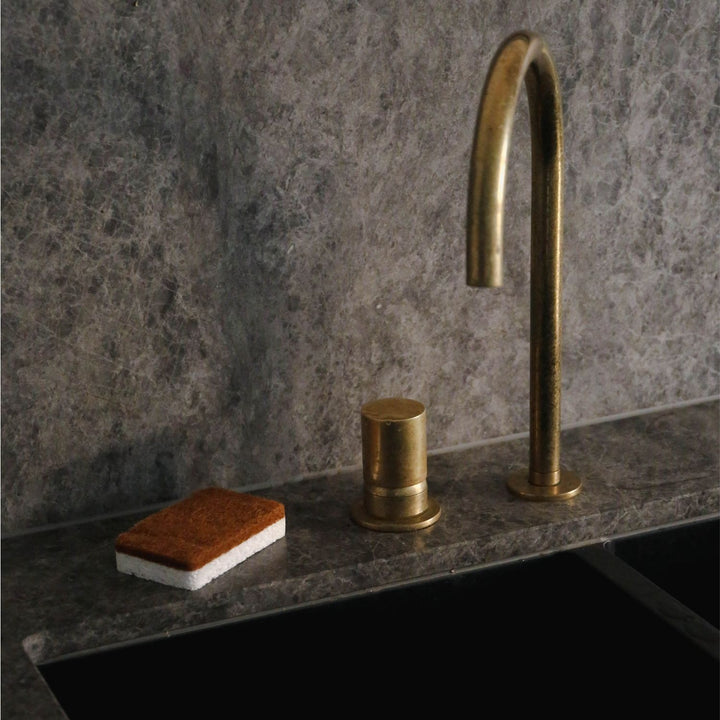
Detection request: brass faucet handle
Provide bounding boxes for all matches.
[351,398,441,532]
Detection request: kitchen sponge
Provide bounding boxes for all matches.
[115,487,285,590]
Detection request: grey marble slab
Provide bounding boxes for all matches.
[3,0,719,534]
[2,400,718,719]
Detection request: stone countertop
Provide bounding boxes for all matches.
[3,400,719,720]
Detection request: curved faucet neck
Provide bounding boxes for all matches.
[466,30,563,289]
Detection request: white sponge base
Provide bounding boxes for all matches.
[116,517,285,590]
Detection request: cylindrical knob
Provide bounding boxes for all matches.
[362,397,427,488]
[351,398,441,532]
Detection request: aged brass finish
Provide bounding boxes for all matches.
[351,398,441,531]
[467,31,582,501]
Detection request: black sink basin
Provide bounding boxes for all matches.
[606,516,719,629]
[39,523,719,718]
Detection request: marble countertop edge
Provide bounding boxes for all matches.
[2,399,718,720]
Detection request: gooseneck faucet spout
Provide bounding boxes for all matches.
[467,31,581,500]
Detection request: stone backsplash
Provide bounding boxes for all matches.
[2,1,718,532]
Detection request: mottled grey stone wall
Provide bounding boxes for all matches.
[2,1,718,533]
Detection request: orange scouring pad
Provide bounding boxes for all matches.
[115,487,286,590]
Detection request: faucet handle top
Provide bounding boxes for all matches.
[360,397,425,423]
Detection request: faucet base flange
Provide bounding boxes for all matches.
[507,469,582,501]
[351,497,441,532]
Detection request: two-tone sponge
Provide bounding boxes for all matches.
[115,488,285,590]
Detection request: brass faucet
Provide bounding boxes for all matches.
[466,31,582,500]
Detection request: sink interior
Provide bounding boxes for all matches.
[607,516,719,628]
[39,529,719,718]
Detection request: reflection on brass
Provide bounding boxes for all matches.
[351,398,441,531]
[466,31,582,501]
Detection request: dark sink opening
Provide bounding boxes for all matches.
[39,549,718,718]
[607,517,719,628]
